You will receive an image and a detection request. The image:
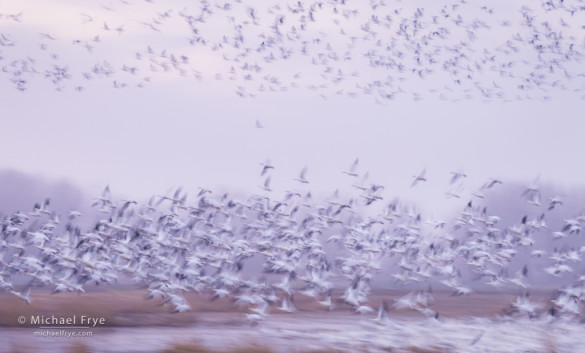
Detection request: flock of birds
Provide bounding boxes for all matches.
[1,159,585,326]
[1,0,585,101]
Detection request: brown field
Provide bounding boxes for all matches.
[4,342,447,353]
[158,343,444,353]
[0,286,572,353]
[0,286,557,328]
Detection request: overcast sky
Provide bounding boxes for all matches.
[1,0,584,217]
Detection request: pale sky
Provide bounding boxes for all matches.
[1,0,584,217]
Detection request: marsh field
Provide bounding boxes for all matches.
[1,287,581,353]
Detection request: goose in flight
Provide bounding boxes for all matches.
[173,303,191,313]
[52,283,71,294]
[147,289,166,299]
[294,166,309,184]
[449,171,467,185]
[92,185,113,211]
[30,198,51,217]
[374,299,390,322]
[355,304,375,314]
[163,294,191,313]
[522,178,541,206]
[250,300,270,316]
[197,187,212,197]
[211,288,230,301]
[342,158,359,177]
[158,187,185,205]
[68,210,82,219]
[260,176,272,192]
[510,294,541,318]
[260,159,274,176]
[411,169,427,187]
[482,178,503,189]
[0,277,13,291]
[11,285,32,304]
[526,192,541,207]
[317,292,335,311]
[277,294,297,312]
[548,197,563,211]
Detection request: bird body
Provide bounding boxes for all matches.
[11,286,32,304]
[294,167,309,184]
[411,169,427,187]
